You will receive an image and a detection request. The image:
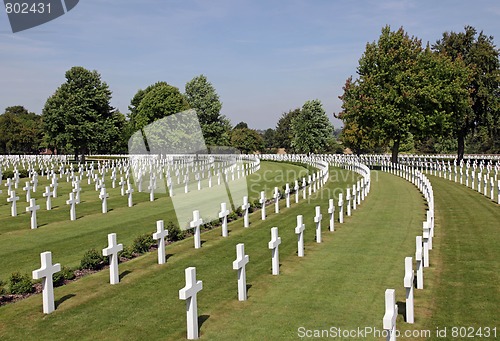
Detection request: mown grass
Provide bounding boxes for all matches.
[0,167,428,341]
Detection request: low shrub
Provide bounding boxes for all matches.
[253,199,262,209]
[167,221,185,242]
[132,233,155,254]
[80,249,107,270]
[118,245,135,259]
[53,267,75,287]
[235,206,243,217]
[0,279,6,295]
[9,272,33,295]
[228,211,238,222]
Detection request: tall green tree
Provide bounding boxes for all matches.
[433,26,500,160]
[185,75,230,146]
[230,128,264,154]
[0,106,42,154]
[42,67,117,160]
[274,108,300,152]
[290,99,333,154]
[262,128,276,149]
[134,82,190,131]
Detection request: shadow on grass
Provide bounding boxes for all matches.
[198,314,210,334]
[246,284,252,298]
[166,254,174,262]
[396,301,407,321]
[119,270,132,281]
[55,293,76,309]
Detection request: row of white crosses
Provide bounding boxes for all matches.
[382,161,435,336]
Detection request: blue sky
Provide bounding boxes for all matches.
[1,0,499,129]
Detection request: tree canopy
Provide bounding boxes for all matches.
[42,66,117,160]
[0,106,42,154]
[230,128,264,154]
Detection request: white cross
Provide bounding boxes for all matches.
[295,215,305,257]
[26,198,40,229]
[268,227,281,275]
[32,251,61,314]
[259,191,266,220]
[66,192,77,221]
[404,257,414,323]
[314,206,322,243]
[153,220,169,264]
[102,233,123,285]
[22,181,32,202]
[242,196,250,228]
[51,176,58,198]
[273,187,280,213]
[294,180,299,203]
[219,202,230,237]
[423,222,430,268]
[302,178,307,199]
[5,178,13,196]
[346,188,352,216]
[328,198,335,232]
[352,184,357,210]
[43,186,53,210]
[73,180,82,204]
[119,177,126,196]
[232,243,249,301]
[308,175,312,196]
[99,187,109,214]
[148,183,155,202]
[126,183,134,207]
[338,193,344,224]
[283,183,291,208]
[179,267,203,340]
[190,210,203,249]
[7,190,19,217]
[383,289,397,341]
[356,181,361,205]
[415,236,424,289]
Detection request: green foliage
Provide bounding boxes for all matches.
[118,245,135,259]
[275,108,300,151]
[80,249,107,270]
[0,279,5,295]
[166,221,185,242]
[0,106,43,154]
[132,233,155,254]
[8,272,33,295]
[53,267,75,287]
[234,122,248,129]
[227,211,238,222]
[262,128,276,149]
[42,67,118,159]
[290,99,334,154]
[230,128,265,154]
[133,82,190,131]
[185,75,230,146]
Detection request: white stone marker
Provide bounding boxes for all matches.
[99,187,109,214]
[66,192,77,221]
[153,220,168,264]
[190,210,203,249]
[285,183,291,208]
[352,184,357,210]
[126,183,134,207]
[260,191,266,220]
[5,178,13,196]
[295,215,305,257]
[294,180,299,203]
[7,190,20,217]
[73,180,82,204]
[32,251,61,314]
[119,177,126,196]
[232,243,249,301]
[242,196,250,228]
[26,198,40,229]
[415,236,424,289]
[22,181,32,202]
[179,267,203,340]
[328,198,335,232]
[42,186,53,210]
[148,183,155,202]
[51,177,58,198]
[423,222,430,268]
[383,289,397,341]
[102,233,123,285]
[346,189,352,217]
[219,202,230,237]
[268,227,281,275]
[490,178,494,201]
[403,257,415,323]
[338,193,344,224]
[314,206,322,243]
[302,178,307,199]
[273,187,280,214]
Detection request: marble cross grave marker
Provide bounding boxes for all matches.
[7,190,20,217]
[295,215,305,257]
[268,227,281,275]
[179,267,203,340]
[66,192,77,221]
[314,206,322,243]
[153,220,168,264]
[242,196,250,228]
[328,198,335,232]
[219,202,230,237]
[32,251,61,314]
[383,289,397,341]
[42,186,53,210]
[26,198,40,229]
[102,233,123,285]
[190,210,203,249]
[404,256,415,323]
[232,243,249,301]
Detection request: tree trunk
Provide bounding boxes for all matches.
[457,132,465,162]
[391,139,400,164]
